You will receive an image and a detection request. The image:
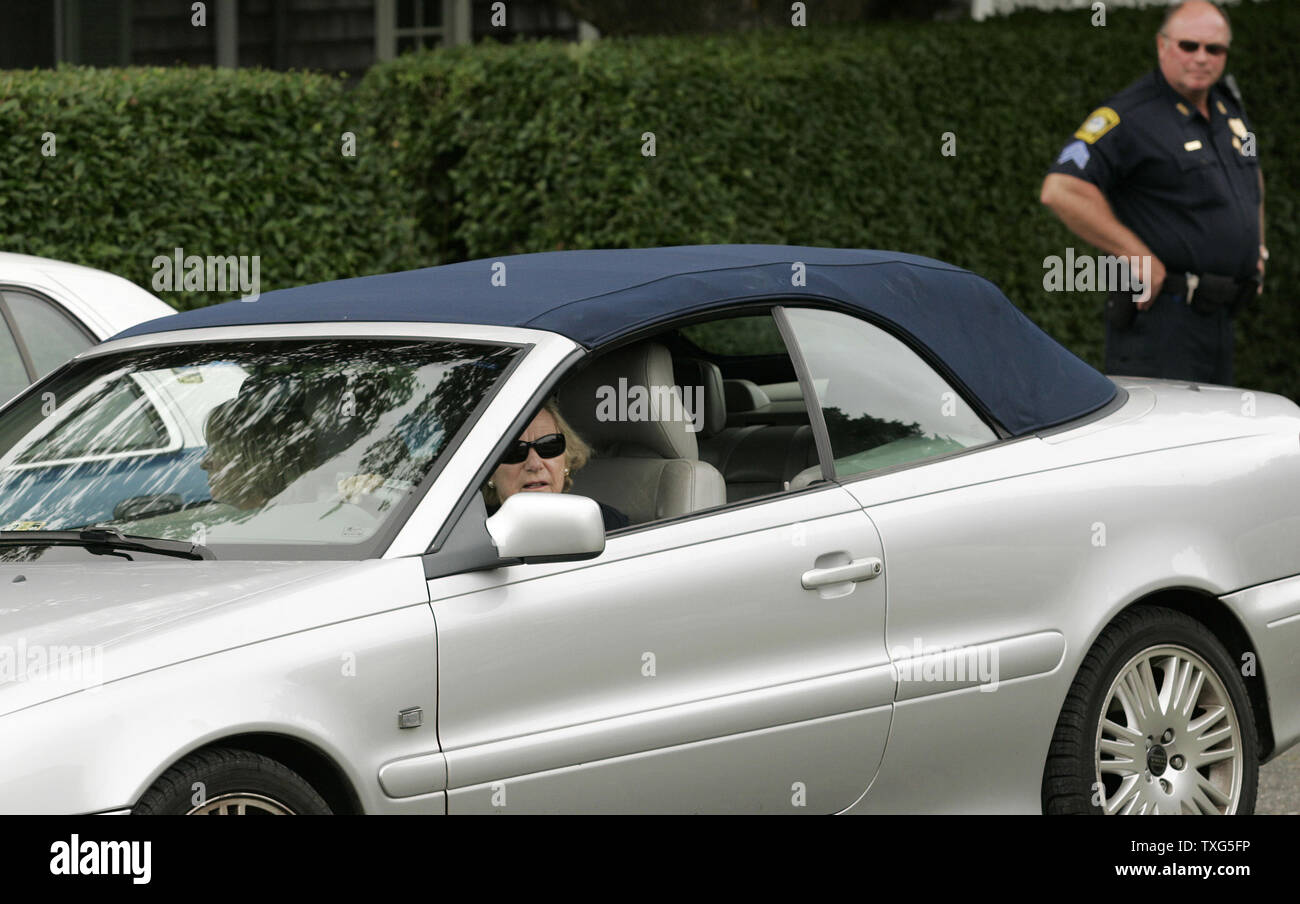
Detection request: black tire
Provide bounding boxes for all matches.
[133,747,332,815]
[1043,606,1258,815]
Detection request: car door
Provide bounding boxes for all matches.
[426,312,895,814]
[427,484,891,814]
[780,307,1070,813]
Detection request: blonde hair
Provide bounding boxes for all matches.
[483,398,590,507]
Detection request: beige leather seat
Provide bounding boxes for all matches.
[557,342,726,524]
[679,357,823,502]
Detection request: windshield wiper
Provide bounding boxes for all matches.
[0,528,216,561]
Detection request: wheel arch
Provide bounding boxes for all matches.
[1057,586,1275,764]
[1110,588,1275,760]
[1041,586,1268,813]
[151,732,365,815]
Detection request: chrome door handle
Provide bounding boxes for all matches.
[801,556,882,590]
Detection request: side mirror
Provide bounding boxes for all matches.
[485,492,605,563]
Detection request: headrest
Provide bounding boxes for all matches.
[724,379,771,413]
[558,342,699,460]
[296,372,393,458]
[210,373,309,436]
[672,357,726,438]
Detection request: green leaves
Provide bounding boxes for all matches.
[0,65,424,313]
[351,4,1297,398]
[1,0,1295,399]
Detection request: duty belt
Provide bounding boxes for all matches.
[1161,272,1258,314]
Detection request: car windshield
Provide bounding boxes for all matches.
[0,338,519,559]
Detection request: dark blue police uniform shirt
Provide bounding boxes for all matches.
[1048,69,1261,282]
[597,500,630,531]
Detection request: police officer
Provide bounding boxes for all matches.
[1040,0,1266,385]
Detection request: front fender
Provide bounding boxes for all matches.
[0,599,441,815]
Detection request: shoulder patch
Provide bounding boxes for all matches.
[1056,139,1091,170]
[1074,106,1120,144]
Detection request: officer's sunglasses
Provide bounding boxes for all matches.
[499,433,566,465]
[1162,33,1229,56]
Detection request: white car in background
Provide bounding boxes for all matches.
[0,252,175,402]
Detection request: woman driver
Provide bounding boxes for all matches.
[483,399,629,531]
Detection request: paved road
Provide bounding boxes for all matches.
[1257,743,1300,814]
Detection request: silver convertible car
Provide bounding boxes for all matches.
[1,245,1297,815]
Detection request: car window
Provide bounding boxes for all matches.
[2,290,93,379]
[15,375,171,463]
[782,307,996,477]
[681,317,788,356]
[0,316,28,402]
[0,338,520,559]
[535,312,820,532]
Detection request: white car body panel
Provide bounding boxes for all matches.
[0,252,173,342]
[0,557,439,814]
[1221,575,1300,755]
[429,485,892,814]
[841,381,1300,813]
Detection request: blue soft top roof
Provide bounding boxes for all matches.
[117,245,1115,436]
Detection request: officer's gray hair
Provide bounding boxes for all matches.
[1160,1,1232,42]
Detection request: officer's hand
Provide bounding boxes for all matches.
[1136,256,1166,310]
[1257,254,1266,295]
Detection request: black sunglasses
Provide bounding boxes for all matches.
[499,432,566,465]
[1164,34,1229,55]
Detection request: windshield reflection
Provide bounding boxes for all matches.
[0,339,517,558]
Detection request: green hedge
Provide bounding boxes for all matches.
[356,0,1298,398]
[0,66,426,311]
[1,2,1295,398]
